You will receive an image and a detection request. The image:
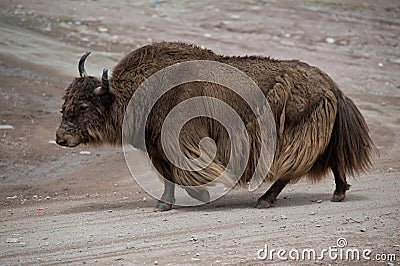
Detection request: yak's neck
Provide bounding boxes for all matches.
[107,87,143,149]
[107,99,126,146]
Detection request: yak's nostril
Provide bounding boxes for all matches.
[56,139,68,146]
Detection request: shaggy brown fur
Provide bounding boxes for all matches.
[56,42,374,210]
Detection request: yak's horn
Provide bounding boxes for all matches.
[102,69,109,91]
[78,51,91,77]
[94,69,110,95]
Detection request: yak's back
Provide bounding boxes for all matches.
[111,41,339,129]
[111,43,217,84]
[273,65,338,127]
[221,56,339,128]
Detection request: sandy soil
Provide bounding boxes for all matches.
[0,0,399,265]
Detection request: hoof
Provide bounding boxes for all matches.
[154,202,173,212]
[255,200,274,209]
[331,193,346,202]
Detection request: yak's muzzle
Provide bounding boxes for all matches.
[55,128,81,147]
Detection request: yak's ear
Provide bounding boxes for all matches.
[94,86,107,95]
[94,69,110,95]
[99,91,115,107]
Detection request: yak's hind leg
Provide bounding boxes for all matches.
[331,165,351,202]
[256,179,289,208]
[154,179,175,212]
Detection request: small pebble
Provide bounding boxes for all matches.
[17,242,27,247]
[316,200,322,203]
[360,228,367,232]
[5,238,20,243]
[280,215,287,220]
[79,151,91,155]
[0,125,14,130]
[325,37,335,44]
[98,27,108,32]
[378,63,383,67]
[126,242,135,249]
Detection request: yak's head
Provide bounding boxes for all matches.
[56,52,115,147]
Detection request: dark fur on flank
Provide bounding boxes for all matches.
[56,42,374,210]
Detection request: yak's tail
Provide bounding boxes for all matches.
[327,90,375,176]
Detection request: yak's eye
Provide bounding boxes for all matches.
[80,104,89,111]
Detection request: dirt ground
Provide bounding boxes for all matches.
[0,0,399,265]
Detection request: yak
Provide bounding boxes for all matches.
[56,42,374,211]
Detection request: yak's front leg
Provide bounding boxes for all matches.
[154,179,175,212]
[184,187,210,203]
